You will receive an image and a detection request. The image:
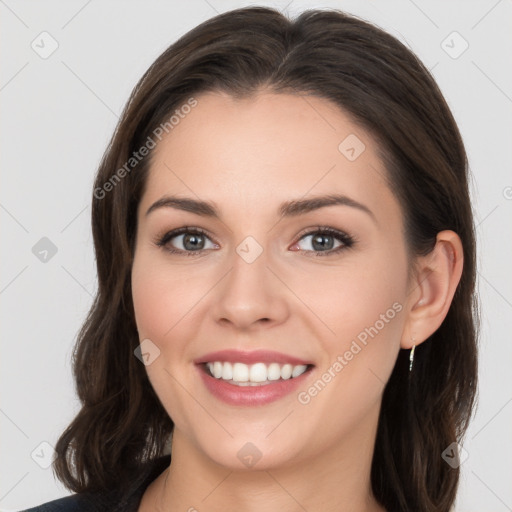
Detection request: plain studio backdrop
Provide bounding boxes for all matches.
[1,1,511,511]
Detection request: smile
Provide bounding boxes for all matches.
[205,361,309,385]
[195,350,315,406]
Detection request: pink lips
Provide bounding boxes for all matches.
[194,349,315,406]
[194,349,313,366]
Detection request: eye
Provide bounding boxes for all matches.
[154,226,355,257]
[154,227,219,256]
[291,227,355,257]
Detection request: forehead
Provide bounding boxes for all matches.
[140,91,399,224]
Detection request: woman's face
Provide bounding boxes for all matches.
[131,91,413,470]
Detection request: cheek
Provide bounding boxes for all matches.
[288,253,407,349]
[130,254,194,393]
[130,250,215,391]
[131,252,196,341]
[131,253,199,425]
[294,250,408,417]
[131,266,168,340]
[291,262,406,442]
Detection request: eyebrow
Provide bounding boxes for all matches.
[145,193,376,222]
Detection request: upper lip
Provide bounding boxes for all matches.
[194,349,314,366]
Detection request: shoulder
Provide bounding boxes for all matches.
[18,493,97,512]
[19,454,171,512]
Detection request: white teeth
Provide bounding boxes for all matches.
[213,361,223,379]
[205,361,309,384]
[249,362,268,383]
[232,362,249,382]
[281,364,293,380]
[221,362,233,380]
[267,363,281,381]
[292,364,307,378]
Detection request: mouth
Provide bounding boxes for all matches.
[194,350,315,406]
[202,361,313,386]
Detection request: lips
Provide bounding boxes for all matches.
[195,349,313,366]
[194,349,315,406]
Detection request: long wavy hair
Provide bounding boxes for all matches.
[53,7,479,511]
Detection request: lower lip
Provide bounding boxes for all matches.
[197,365,313,406]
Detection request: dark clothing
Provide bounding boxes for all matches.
[20,455,171,512]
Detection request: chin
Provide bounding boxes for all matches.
[182,423,316,473]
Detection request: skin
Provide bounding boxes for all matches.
[131,91,463,512]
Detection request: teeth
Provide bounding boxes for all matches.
[249,362,267,383]
[221,362,233,380]
[267,363,281,381]
[232,362,249,382]
[205,361,308,384]
[213,362,223,379]
[281,364,293,380]
[292,365,306,378]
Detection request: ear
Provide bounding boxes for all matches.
[401,230,464,349]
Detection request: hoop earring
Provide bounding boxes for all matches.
[409,340,416,372]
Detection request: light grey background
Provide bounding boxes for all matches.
[1,1,511,510]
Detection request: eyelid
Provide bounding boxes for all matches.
[153,226,218,252]
[154,225,355,257]
[293,226,355,257]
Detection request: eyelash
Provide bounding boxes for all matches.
[153,226,355,258]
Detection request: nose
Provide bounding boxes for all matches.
[210,240,290,331]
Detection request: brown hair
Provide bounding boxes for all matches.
[53,7,479,511]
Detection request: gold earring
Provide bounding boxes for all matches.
[409,339,416,372]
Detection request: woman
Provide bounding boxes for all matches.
[22,5,478,512]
